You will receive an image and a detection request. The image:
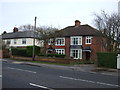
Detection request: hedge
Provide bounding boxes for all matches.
[11,46,40,57]
[97,52,117,69]
[47,54,65,58]
[12,48,27,57]
[38,53,65,58]
[26,46,40,57]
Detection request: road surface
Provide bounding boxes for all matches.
[2,59,119,89]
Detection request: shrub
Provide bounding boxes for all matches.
[3,49,10,58]
[11,48,27,57]
[26,46,40,57]
[38,53,46,57]
[97,52,117,69]
[11,46,40,57]
[47,54,65,58]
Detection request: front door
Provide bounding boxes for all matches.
[86,52,90,61]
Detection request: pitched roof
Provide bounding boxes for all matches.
[57,24,100,37]
[2,31,40,39]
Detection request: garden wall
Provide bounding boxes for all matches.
[11,56,75,64]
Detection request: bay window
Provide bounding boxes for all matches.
[70,49,82,59]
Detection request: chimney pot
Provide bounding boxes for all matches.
[75,20,81,26]
[13,27,18,32]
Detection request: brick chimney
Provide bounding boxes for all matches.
[13,27,18,32]
[75,20,81,27]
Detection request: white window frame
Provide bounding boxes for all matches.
[48,39,53,45]
[71,36,82,45]
[70,49,82,59]
[7,40,11,44]
[14,39,17,44]
[55,49,65,54]
[86,36,92,44]
[22,38,26,44]
[55,37,65,46]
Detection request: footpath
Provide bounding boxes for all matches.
[2,58,119,76]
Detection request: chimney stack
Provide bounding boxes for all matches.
[13,27,18,32]
[75,20,81,27]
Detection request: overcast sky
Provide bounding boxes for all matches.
[0,0,119,34]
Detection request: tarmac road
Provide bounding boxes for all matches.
[2,59,120,89]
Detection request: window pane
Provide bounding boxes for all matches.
[71,37,82,45]
[55,38,65,45]
[86,36,92,44]
[22,39,26,44]
[7,40,11,44]
[14,39,17,44]
[55,49,65,54]
[71,49,82,59]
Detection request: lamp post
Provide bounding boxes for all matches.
[32,16,37,61]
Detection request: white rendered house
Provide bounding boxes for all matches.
[2,27,43,48]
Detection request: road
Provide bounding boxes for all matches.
[2,59,119,89]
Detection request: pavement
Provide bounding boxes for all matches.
[2,58,119,76]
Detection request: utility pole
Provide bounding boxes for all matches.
[32,16,37,61]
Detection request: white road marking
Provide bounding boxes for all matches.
[29,83,54,90]
[101,73,113,76]
[59,76,119,87]
[12,62,24,64]
[0,75,2,78]
[8,67,36,74]
[88,72,96,74]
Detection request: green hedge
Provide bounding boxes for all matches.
[97,52,117,69]
[12,48,27,57]
[12,46,40,57]
[26,46,40,57]
[47,54,65,58]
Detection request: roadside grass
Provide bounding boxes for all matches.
[7,58,71,66]
[7,58,94,66]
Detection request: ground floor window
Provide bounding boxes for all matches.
[70,49,82,59]
[55,49,65,54]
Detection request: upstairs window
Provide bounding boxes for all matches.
[71,36,82,45]
[86,36,92,44]
[55,38,65,46]
[22,39,26,44]
[14,39,17,44]
[48,39,53,45]
[7,40,11,44]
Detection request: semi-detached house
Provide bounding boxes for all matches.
[47,20,108,61]
[2,27,43,48]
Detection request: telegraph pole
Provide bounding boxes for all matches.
[32,16,37,61]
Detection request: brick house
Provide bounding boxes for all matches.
[46,20,108,61]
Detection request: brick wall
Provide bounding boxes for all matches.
[65,37,70,57]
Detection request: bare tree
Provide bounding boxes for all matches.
[19,24,34,31]
[36,26,59,54]
[94,11,120,52]
[19,24,59,54]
